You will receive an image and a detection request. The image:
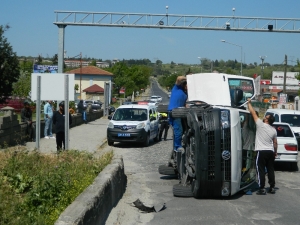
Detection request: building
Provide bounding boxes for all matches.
[66,66,113,101]
[64,60,110,69]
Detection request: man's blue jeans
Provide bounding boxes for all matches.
[44,117,53,137]
[169,117,183,151]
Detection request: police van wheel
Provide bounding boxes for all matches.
[143,134,150,147]
[108,140,114,146]
[173,184,193,197]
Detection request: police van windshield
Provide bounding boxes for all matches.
[112,108,148,121]
[228,78,255,106]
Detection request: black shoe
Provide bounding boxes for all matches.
[268,187,275,194]
[164,138,167,141]
[256,189,266,195]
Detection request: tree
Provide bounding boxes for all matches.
[52,54,58,65]
[89,59,96,66]
[36,54,43,64]
[12,70,31,98]
[0,24,20,103]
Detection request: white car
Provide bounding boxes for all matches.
[272,122,298,170]
[150,95,162,102]
[107,104,160,147]
[265,108,300,150]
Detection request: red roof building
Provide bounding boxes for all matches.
[66,66,113,101]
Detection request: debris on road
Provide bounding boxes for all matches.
[132,199,166,213]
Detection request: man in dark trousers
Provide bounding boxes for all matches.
[53,102,72,152]
[158,112,169,141]
[21,101,35,142]
[247,98,277,195]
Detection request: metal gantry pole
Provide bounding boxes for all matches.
[35,76,41,150]
[64,75,70,150]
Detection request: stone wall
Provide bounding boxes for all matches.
[0,110,103,147]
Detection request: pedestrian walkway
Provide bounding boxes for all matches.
[26,118,110,155]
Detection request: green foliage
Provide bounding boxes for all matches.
[89,59,96,66]
[12,71,31,98]
[51,54,58,65]
[107,62,151,97]
[0,24,20,103]
[0,149,113,225]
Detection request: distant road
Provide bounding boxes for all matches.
[151,80,170,104]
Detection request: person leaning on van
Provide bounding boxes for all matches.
[168,76,188,152]
[247,98,277,195]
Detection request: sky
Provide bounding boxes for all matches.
[1,0,300,66]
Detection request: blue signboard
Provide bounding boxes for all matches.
[33,64,58,73]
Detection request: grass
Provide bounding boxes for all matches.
[0,147,113,225]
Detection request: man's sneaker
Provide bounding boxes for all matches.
[44,136,50,139]
[268,187,276,194]
[50,136,56,139]
[256,189,266,195]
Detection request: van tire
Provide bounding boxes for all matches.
[173,184,193,197]
[171,108,188,118]
[158,165,177,175]
[143,134,150,147]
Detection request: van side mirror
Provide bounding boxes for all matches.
[231,89,244,107]
[108,115,112,120]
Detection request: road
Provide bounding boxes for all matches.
[105,80,300,225]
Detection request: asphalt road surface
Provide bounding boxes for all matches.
[105,80,300,225]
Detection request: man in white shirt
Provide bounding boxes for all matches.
[247,99,277,195]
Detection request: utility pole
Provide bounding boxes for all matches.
[259,56,266,79]
[283,54,287,94]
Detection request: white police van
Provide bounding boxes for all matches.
[107,103,160,147]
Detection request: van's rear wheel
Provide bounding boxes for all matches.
[173,184,193,197]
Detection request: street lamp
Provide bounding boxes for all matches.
[166,6,169,25]
[221,40,243,76]
[259,55,267,79]
[197,57,202,73]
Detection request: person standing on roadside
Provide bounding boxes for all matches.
[21,101,35,142]
[247,98,277,195]
[77,99,87,124]
[53,101,72,152]
[168,76,188,152]
[158,112,169,141]
[44,100,55,139]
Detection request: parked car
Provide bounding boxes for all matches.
[272,122,298,170]
[265,109,300,150]
[150,95,162,102]
[91,100,102,110]
[107,104,159,147]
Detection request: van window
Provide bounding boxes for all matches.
[112,108,147,121]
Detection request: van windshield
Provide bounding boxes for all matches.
[281,114,300,127]
[112,108,148,121]
[228,78,255,106]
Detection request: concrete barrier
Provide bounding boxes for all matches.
[55,156,127,225]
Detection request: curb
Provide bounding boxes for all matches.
[55,156,127,225]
